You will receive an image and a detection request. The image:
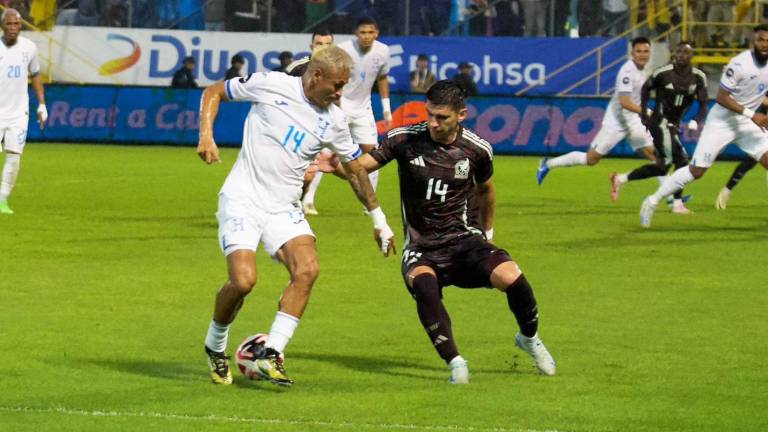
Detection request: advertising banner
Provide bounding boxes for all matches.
[28,85,739,158]
[29,28,625,95]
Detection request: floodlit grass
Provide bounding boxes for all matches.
[1,144,766,432]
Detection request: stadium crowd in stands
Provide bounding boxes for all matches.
[11,0,765,41]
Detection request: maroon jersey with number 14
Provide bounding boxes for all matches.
[370,122,494,250]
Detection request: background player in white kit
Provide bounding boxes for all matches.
[640,25,768,228]
[301,16,392,215]
[0,9,48,214]
[196,47,396,386]
[536,37,655,185]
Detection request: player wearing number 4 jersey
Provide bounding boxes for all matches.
[347,81,556,383]
[0,9,48,214]
[640,24,768,228]
[196,46,395,386]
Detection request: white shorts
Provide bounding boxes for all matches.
[691,105,768,168]
[591,111,652,155]
[216,194,315,257]
[0,117,29,154]
[346,108,378,146]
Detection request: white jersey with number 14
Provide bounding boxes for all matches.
[221,72,361,213]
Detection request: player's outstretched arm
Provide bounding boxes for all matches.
[377,75,393,129]
[31,74,47,130]
[343,158,395,256]
[717,87,768,128]
[477,179,496,241]
[197,82,228,164]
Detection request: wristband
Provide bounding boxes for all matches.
[367,206,387,228]
[381,98,391,115]
[742,108,756,119]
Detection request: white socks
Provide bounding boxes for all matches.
[303,171,323,205]
[266,311,299,354]
[649,167,695,205]
[204,319,231,353]
[546,151,587,169]
[0,153,21,201]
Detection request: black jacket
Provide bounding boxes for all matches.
[171,68,198,88]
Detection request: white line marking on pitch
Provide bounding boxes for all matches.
[0,406,565,432]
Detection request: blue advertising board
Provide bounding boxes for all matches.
[27,84,744,159]
[380,36,628,96]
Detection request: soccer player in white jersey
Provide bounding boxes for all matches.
[639,25,768,228]
[0,9,48,214]
[196,46,396,386]
[536,37,655,185]
[301,16,392,215]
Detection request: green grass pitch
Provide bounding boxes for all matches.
[1,143,767,432]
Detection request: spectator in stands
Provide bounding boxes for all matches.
[171,56,198,88]
[494,0,525,36]
[452,62,479,96]
[522,0,547,36]
[410,54,436,93]
[101,0,129,27]
[272,51,294,72]
[707,0,734,44]
[578,0,603,36]
[225,54,245,79]
[205,0,226,31]
[602,0,628,36]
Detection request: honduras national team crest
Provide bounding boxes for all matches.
[454,159,470,179]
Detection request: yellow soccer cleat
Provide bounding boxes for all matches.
[255,348,293,387]
[205,346,233,385]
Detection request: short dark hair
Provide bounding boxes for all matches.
[754,24,768,33]
[231,54,244,65]
[312,27,333,41]
[426,80,467,111]
[279,51,293,61]
[417,54,429,62]
[356,16,378,29]
[677,40,694,48]
[631,36,651,48]
[183,56,195,64]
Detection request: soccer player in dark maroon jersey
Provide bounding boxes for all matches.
[351,80,556,382]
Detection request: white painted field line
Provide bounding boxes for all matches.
[0,406,565,432]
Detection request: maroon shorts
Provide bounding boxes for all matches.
[401,235,513,295]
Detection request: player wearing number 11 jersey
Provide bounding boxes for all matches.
[352,80,556,383]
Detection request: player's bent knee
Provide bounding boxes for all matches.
[586,152,602,166]
[690,165,707,179]
[490,261,523,290]
[292,260,319,286]
[228,273,257,295]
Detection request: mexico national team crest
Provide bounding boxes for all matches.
[454,159,470,179]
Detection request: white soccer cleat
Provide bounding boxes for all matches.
[715,187,730,210]
[448,358,469,384]
[640,197,657,228]
[302,202,319,216]
[515,333,556,376]
[672,204,693,215]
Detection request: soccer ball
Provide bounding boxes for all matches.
[235,333,285,380]
[236,333,269,379]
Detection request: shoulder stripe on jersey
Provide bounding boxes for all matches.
[462,129,493,159]
[285,57,310,74]
[387,123,427,138]
[652,64,674,78]
[693,68,707,80]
